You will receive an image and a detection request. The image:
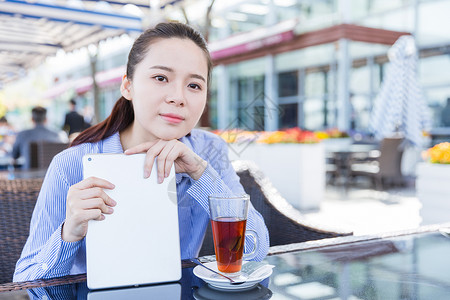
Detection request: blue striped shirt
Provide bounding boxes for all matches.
[13,129,269,282]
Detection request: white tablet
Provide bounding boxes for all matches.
[83,153,181,290]
[87,282,181,299]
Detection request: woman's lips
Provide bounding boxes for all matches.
[160,113,184,124]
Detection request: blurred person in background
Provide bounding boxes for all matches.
[0,116,16,159]
[441,98,450,127]
[12,106,62,169]
[63,98,90,140]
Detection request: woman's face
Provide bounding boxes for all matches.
[121,37,208,142]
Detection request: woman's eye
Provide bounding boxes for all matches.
[154,76,167,82]
[188,83,201,90]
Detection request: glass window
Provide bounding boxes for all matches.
[324,97,337,128]
[275,44,335,72]
[349,42,390,60]
[419,55,450,87]
[279,103,298,129]
[284,0,338,33]
[352,0,414,22]
[419,54,450,128]
[304,97,324,130]
[209,0,337,40]
[355,5,414,33]
[305,72,325,97]
[208,72,218,129]
[303,71,327,130]
[325,70,337,128]
[417,0,450,47]
[233,75,265,131]
[351,94,372,130]
[278,71,298,97]
[351,66,371,94]
[229,58,266,78]
[372,63,382,93]
[237,78,249,103]
[423,87,450,127]
[350,64,383,130]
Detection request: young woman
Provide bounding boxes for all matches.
[14,22,269,281]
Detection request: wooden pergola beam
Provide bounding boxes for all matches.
[213,24,411,66]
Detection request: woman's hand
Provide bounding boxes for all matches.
[124,139,207,183]
[62,177,116,242]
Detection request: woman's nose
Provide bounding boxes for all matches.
[165,85,185,106]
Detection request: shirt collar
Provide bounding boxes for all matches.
[102,132,124,154]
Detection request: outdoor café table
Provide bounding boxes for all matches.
[1,224,449,299]
[329,144,378,186]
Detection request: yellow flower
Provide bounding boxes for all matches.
[423,142,450,164]
[315,131,329,140]
[213,127,322,144]
[257,131,286,144]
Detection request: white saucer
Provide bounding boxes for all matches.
[193,261,273,291]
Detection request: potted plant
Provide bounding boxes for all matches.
[215,128,324,210]
[417,142,450,224]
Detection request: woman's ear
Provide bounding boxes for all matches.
[120,75,132,100]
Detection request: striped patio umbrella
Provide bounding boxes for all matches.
[369,35,431,147]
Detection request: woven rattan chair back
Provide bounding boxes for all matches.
[29,141,68,170]
[0,178,43,284]
[199,161,352,256]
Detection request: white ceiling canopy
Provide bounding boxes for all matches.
[0,0,181,86]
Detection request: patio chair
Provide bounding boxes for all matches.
[0,178,43,284]
[29,141,69,170]
[349,137,404,189]
[199,160,353,257]
[325,152,339,185]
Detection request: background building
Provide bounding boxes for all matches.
[1,0,449,136]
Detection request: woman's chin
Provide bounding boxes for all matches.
[157,129,189,141]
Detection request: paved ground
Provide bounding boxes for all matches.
[302,183,424,236]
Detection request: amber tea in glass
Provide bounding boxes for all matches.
[209,194,258,274]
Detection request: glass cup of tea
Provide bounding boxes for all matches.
[208,194,259,275]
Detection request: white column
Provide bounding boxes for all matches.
[264,55,278,131]
[216,65,229,130]
[336,38,351,131]
[328,62,337,128]
[368,56,375,107]
[413,0,420,39]
[336,0,351,131]
[298,69,305,128]
[263,0,278,131]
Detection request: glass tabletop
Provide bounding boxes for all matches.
[2,230,450,299]
[268,230,450,299]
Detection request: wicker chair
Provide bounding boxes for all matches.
[29,141,68,170]
[349,137,405,189]
[199,160,353,256]
[0,178,43,284]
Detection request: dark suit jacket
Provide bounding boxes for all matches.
[64,111,88,135]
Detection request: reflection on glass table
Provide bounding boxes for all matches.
[267,230,450,299]
[24,268,272,300]
[1,226,449,299]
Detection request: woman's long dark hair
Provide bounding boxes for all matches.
[71,22,212,147]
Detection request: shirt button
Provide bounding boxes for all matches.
[42,263,48,271]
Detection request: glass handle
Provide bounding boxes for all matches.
[243,229,259,261]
